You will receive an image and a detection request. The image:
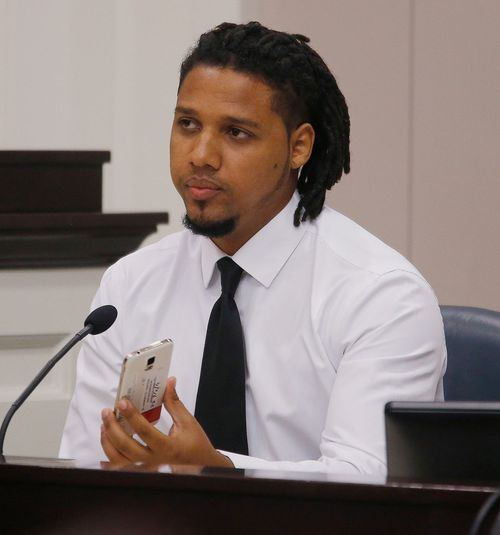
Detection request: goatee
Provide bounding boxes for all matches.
[182,214,236,238]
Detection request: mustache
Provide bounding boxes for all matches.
[185,175,223,189]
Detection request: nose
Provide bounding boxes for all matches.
[190,131,221,170]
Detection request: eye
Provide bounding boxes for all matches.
[178,118,198,130]
[227,127,251,140]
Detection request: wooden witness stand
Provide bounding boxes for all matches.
[0,456,496,534]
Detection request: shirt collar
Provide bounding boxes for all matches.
[200,192,307,289]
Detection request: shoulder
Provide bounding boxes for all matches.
[304,206,440,326]
[116,229,186,264]
[309,205,422,280]
[308,208,444,365]
[99,229,199,288]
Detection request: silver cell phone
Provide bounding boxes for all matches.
[114,338,173,435]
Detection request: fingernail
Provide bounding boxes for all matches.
[118,399,128,411]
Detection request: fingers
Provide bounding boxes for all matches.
[163,376,191,427]
[102,380,203,466]
[101,407,151,462]
[100,423,129,466]
[115,399,166,451]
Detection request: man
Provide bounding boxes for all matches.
[60,22,446,474]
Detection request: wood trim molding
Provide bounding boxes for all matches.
[1,150,169,268]
[0,212,169,268]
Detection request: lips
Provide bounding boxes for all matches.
[185,177,222,201]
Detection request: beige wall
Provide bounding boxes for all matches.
[243,0,500,309]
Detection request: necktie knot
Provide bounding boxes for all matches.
[217,257,243,299]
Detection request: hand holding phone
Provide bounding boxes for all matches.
[114,339,173,435]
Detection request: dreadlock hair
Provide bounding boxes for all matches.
[179,21,351,226]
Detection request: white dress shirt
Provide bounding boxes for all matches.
[59,193,446,474]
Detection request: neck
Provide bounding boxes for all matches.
[211,237,244,257]
[211,193,294,256]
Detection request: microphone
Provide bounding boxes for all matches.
[0,305,117,457]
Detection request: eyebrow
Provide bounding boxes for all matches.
[174,106,261,129]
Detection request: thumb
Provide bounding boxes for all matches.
[163,376,191,427]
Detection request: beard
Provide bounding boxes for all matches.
[182,213,236,238]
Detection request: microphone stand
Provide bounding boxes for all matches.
[0,324,93,459]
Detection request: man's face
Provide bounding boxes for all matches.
[170,65,298,254]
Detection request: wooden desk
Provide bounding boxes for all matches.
[0,456,496,535]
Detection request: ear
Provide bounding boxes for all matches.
[290,123,315,170]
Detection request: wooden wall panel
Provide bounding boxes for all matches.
[244,0,500,309]
[242,0,412,255]
[411,0,500,307]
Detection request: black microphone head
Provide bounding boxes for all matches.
[84,305,118,335]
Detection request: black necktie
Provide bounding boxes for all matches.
[195,257,248,454]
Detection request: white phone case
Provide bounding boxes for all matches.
[114,339,173,435]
